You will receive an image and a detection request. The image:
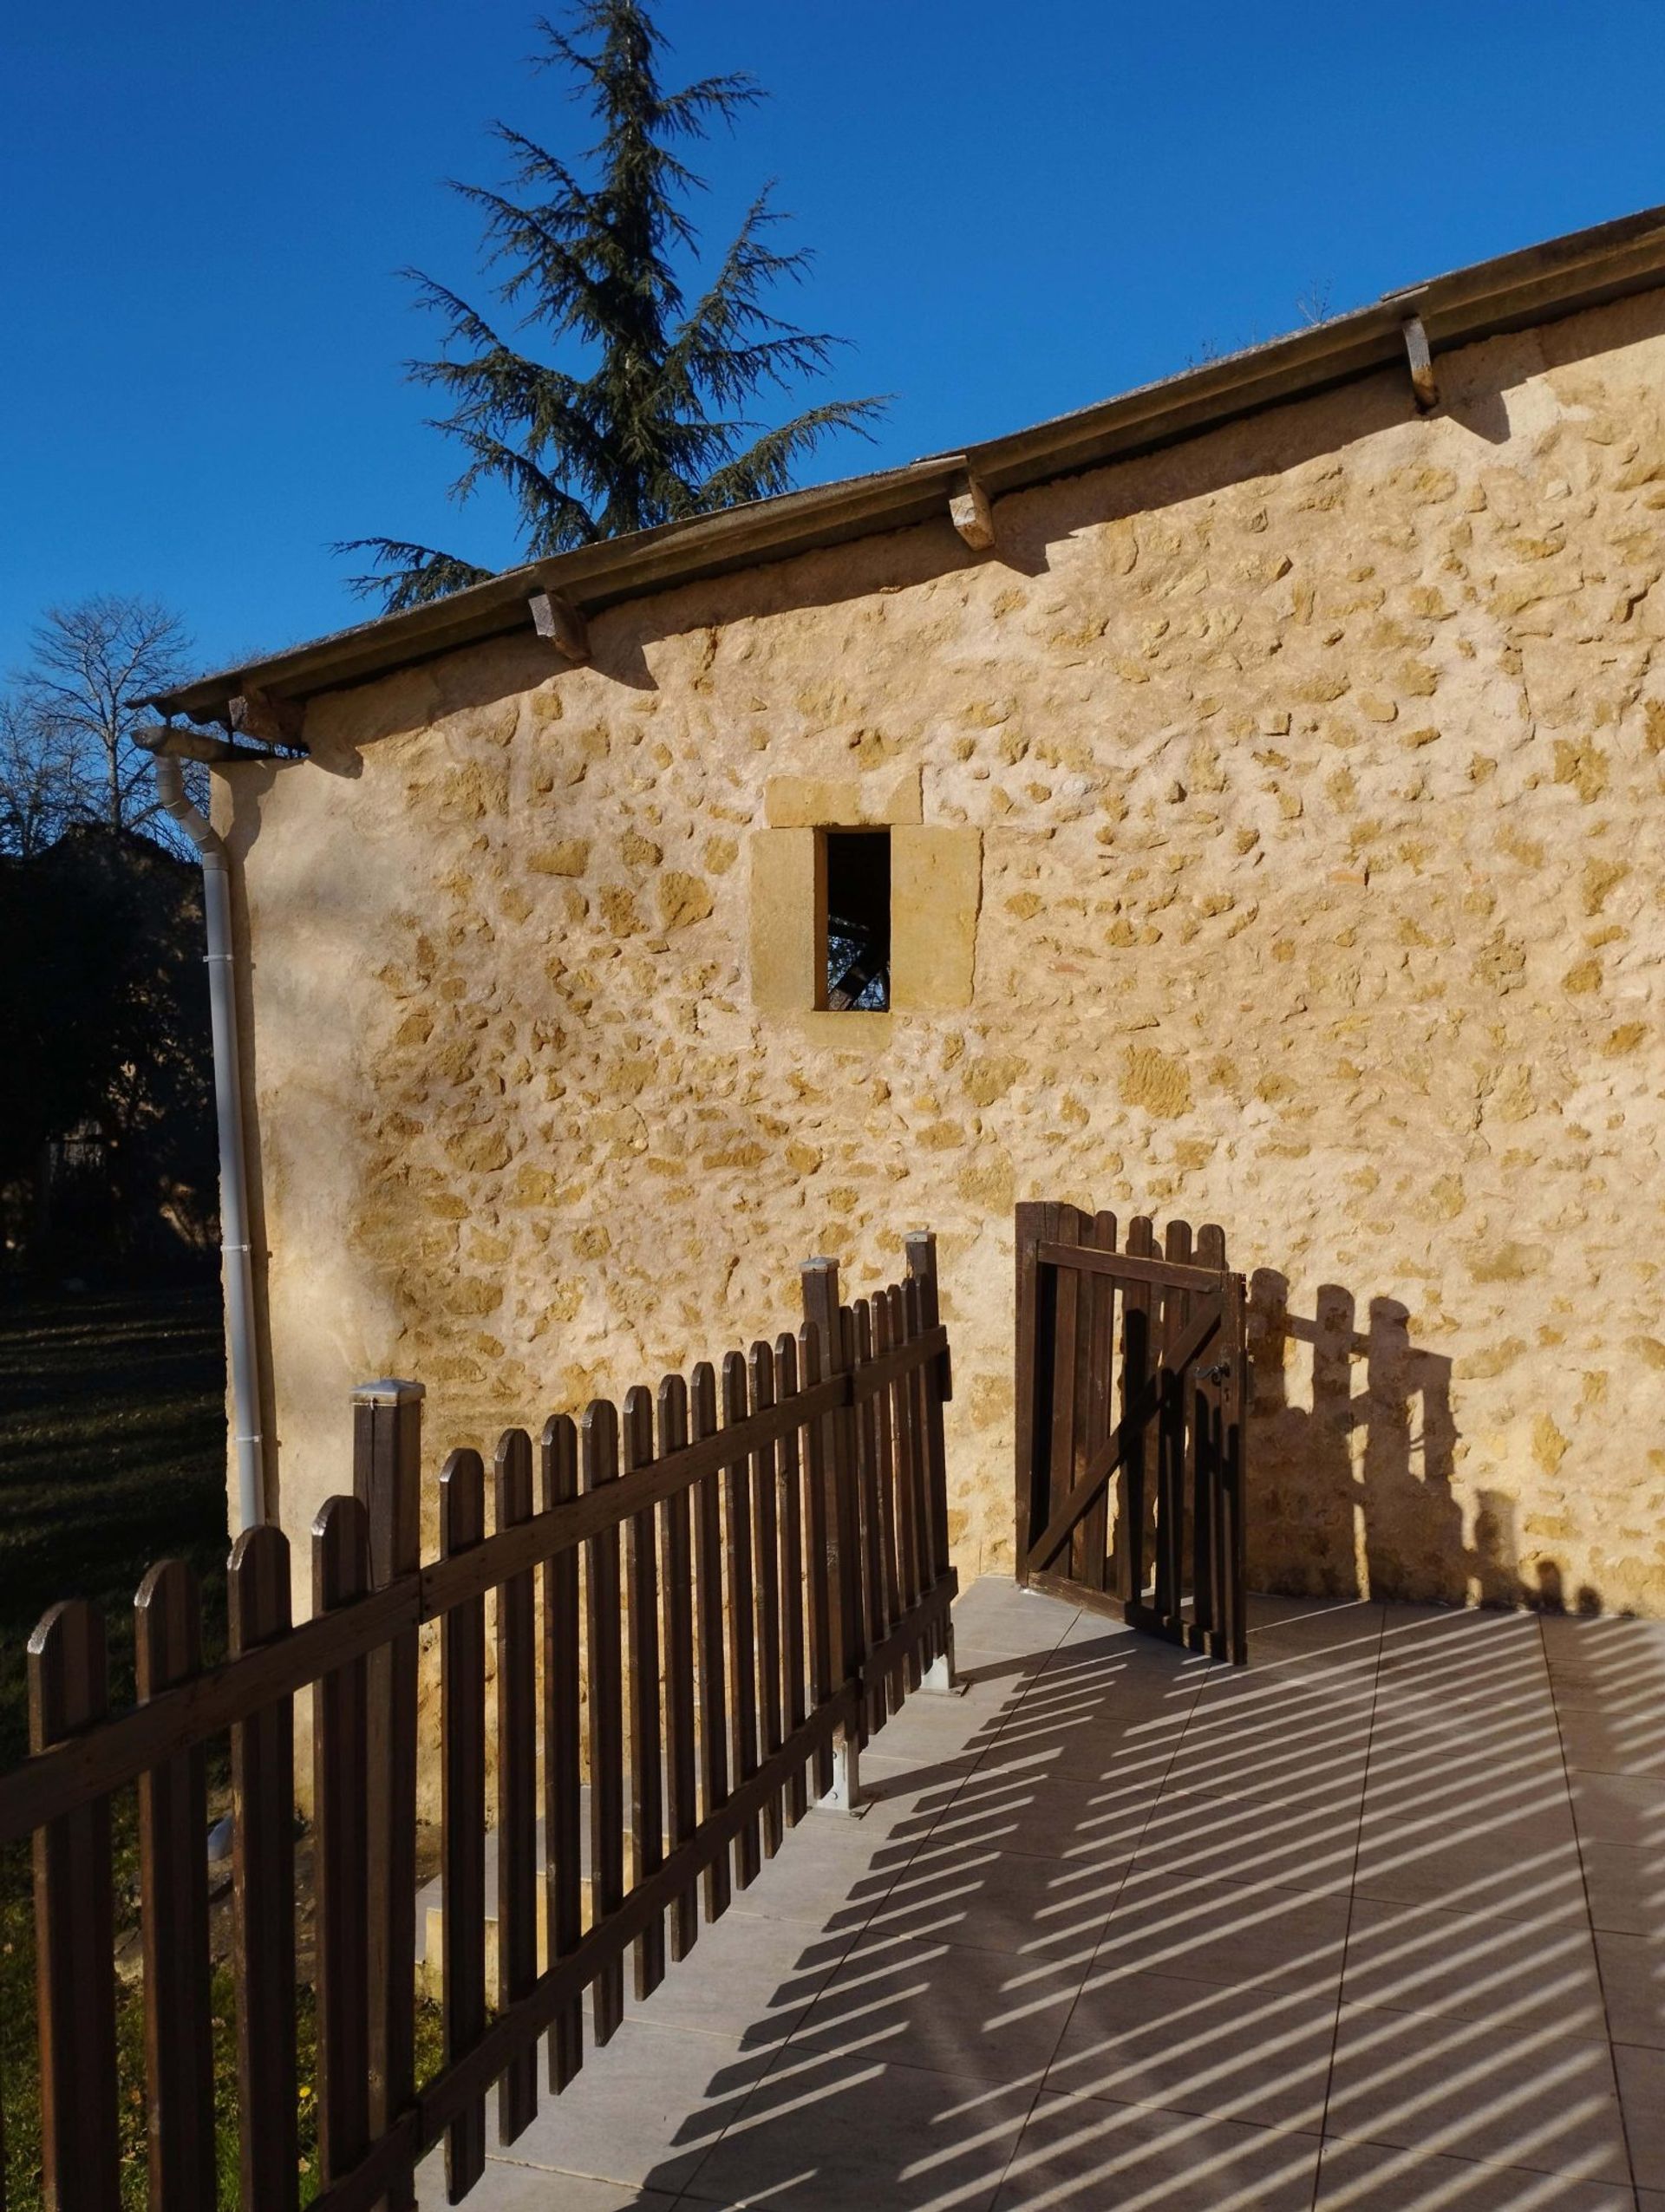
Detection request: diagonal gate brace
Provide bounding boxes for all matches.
[1024,1297,1222,1574]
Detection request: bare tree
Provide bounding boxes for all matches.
[1296,278,1335,327]
[16,596,192,836]
[0,694,83,857]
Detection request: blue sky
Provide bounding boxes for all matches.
[3,1,1663,682]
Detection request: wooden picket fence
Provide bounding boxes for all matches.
[0,1235,958,2211]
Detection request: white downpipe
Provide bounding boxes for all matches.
[154,757,264,1530]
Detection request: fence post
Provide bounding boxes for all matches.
[352,1377,423,2207]
[801,1256,865,1812]
[905,1229,960,1694]
[29,1599,121,2210]
[1013,1201,1048,1589]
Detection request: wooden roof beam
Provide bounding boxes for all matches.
[529,591,590,662]
[134,724,283,766]
[229,688,306,747]
[1402,315,1439,411]
[949,473,996,551]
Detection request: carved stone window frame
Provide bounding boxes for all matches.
[749,772,981,1035]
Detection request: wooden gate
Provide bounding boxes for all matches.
[1015,1203,1248,1662]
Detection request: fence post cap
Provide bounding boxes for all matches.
[351,1377,426,1406]
[800,1256,839,1275]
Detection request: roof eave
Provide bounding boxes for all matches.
[152,199,1665,730]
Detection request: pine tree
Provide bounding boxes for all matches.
[343,2,884,610]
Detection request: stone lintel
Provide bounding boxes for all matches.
[765,770,923,828]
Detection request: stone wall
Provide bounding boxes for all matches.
[223,286,1665,1656]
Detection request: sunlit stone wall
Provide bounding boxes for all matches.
[225,285,1665,1706]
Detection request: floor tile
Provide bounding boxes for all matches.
[1365,1681,1564,1765]
[1002,1651,1200,1761]
[940,1757,1146,1869]
[949,1613,1081,1661]
[1555,1696,1665,1779]
[1341,1891,1609,2034]
[852,1748,980,1836]
[1541,1615,1665,1694]
[417,2151,682,2210]
[1352,1804,1589,1923]
[950,1646,1054,1696]
[1365,1693,1567,1760]
[624,1905,852,2047]
[1380,1689,1557,1743]
[722,1810,912,1931]
[1247,1594,1354,1628]
[1054,1609,1160,1649]
[1616,2039,1665,2190]
[993,2090,1322,2211]
[1039,1625,1202,1680]
[1244,1599,1384,1667]
[1567,1768,1665,1847]
[689,2048,1029,2210]
[1315,2137,1636,2209]
[793,1927,1087,2082]
[1170,1688,1375,1793]
[955,1579,1079,1628]
[984,1698,1193,1790]
[1377,1606,1546,1673]
[481,2020,775,2190]
[1582,1837,1665,1935]
[1374,1641,1552,1702]
[1046,1967,1339,2131]
[1016,1648,1202,1716]
[864,1840,1122,1960]
[1596,1928,1665,2047]
[1193,1686,1374,1737]
[864,1693,1016,1774]
[1133,1783,1364,1897]
[1157,1738,1372,1814]
[1091,1871,1352,1995]
[950,1585,1080,1661]
[1324,2003,1628,2183]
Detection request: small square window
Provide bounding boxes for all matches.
[823,829,891,1009]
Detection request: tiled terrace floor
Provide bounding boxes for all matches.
[418,1579,1665,2210]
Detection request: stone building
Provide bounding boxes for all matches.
[154,206,1665,1623]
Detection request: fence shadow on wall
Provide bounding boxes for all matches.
[1244,1270,1596,1616]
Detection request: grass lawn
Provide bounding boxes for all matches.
[0,1284,231,1768]
[0,1284,231,2203]
[0,1287,443,2206]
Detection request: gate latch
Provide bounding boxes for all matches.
[1199,1360,1232,1385]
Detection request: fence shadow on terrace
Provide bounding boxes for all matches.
[0,1231,959,2211]
[611,1591,1665,2209]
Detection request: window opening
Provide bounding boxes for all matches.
[824,830,891,1010]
